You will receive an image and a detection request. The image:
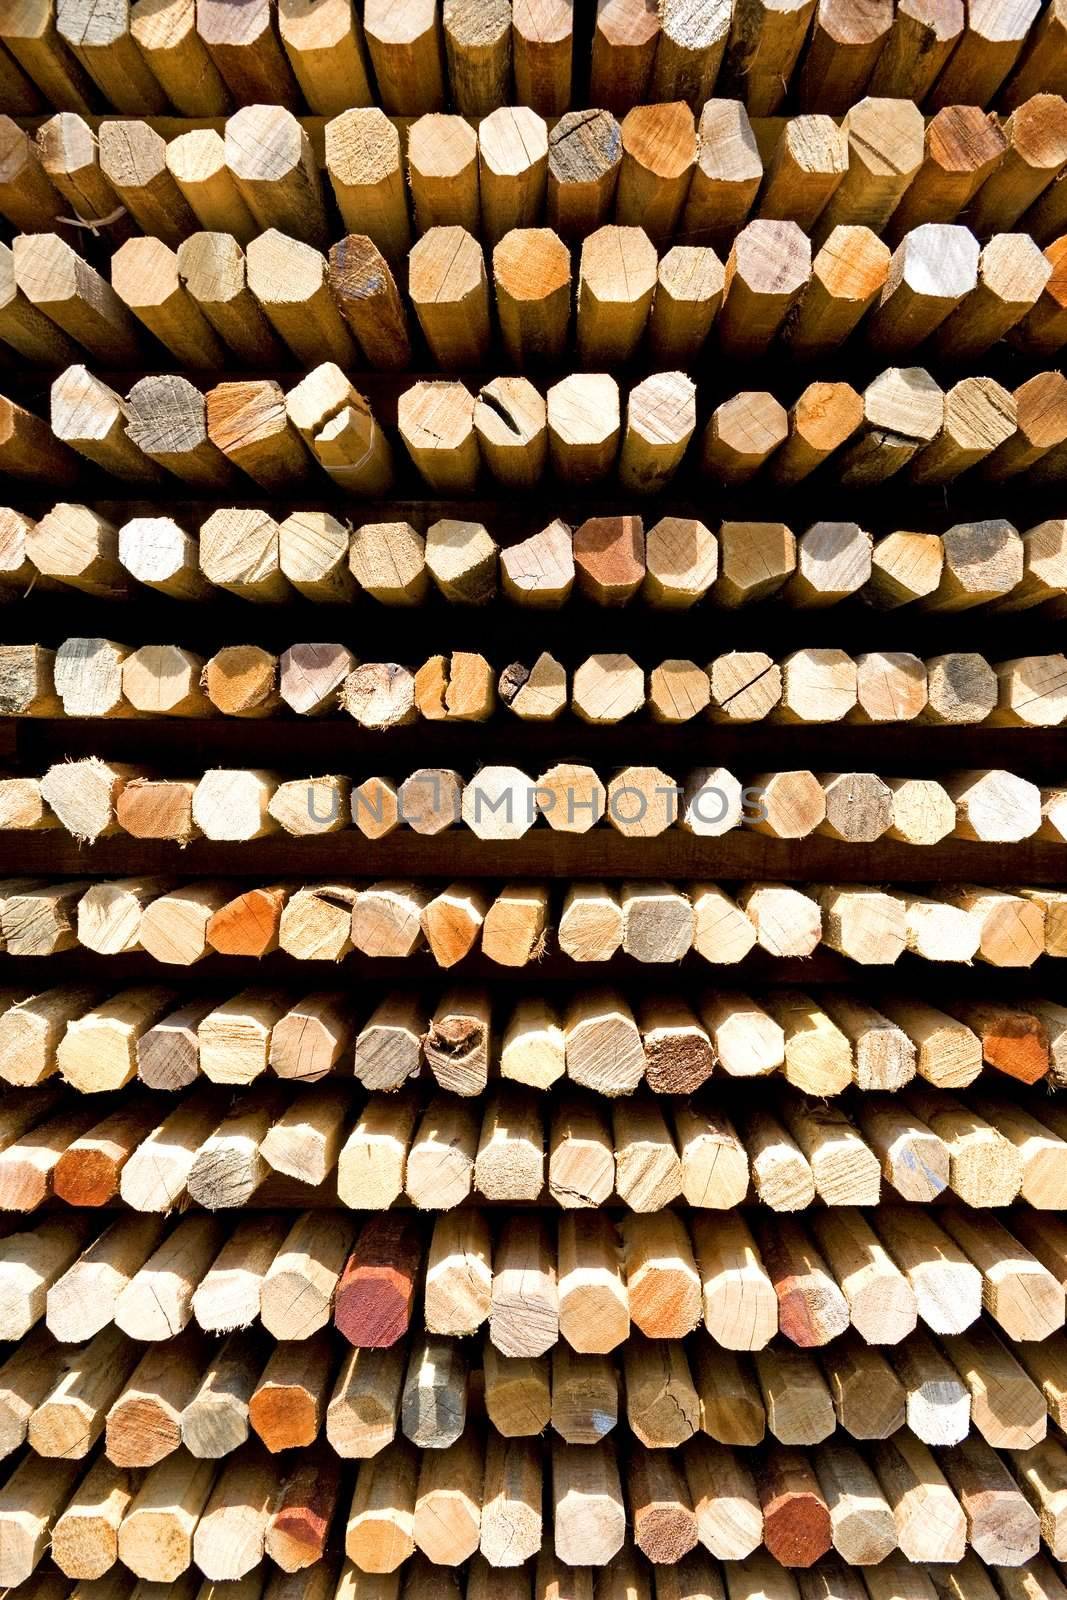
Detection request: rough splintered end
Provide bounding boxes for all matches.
[499,662,531,703]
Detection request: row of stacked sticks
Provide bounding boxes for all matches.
[5,5,1067,1600]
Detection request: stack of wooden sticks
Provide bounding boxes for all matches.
[3,3,1067,1600]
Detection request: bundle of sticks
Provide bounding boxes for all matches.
[2,1202,1065,1352]
[10,360,1067,494]
[4,756,1065,860]
[6,1308,1063,1467]
[0,873,1063,968]
[2,1072,1067,1214]
[1,0,1065,119]
[6,509,1067,615]
[0,1420,1064,1582]
[6,91,1067,267]
[5,637,1067,732]
[0,984,1061,1095]
[4,206,1067,374]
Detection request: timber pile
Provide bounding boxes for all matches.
[5,642,1067,727]
[0,875,1064,964]
[6,516,1067,608]
[1,4,1067,1599]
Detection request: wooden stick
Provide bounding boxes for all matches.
[869,1434,966,1563]
[337,1092,417,1216]
[400,1334,467,1449]
[624,1334,699,1449]
[56,0,167,109]
[97,121,195,246]
[286,363,393,495]
[266,1447,341,1571]
[118,1450,217,1581]
[866,224,980,354]
[362,0,446,112]
[0,114,64,232]
[679,98,761,246]
[182,1325,262,1459]
[423,989,491,1096]
[648,245,724,361]
[2,0,94,110]
[718,219,810,357]
[206,382,310,491]
[389,1095,463,1208]
[115,1214,222,1342]
[224,104,326,243]
[492,227,571,369]
[0,1450,82,1586]
[124,377,234,488]
[941,1208,1065,1342]
[335,1214,421,1348]
[262,1210,356,1341]
[327,234,413,370]
[475,378,549,491]
[407,112,478,232]
[940,1433,1040,1566]
[942,1320,1046,1448]
[409,225,490,368]
[868,1,964,99]
[326,1342,405,1458]
[785,225,890,356]
[491,1215,558,1357]
[816,97,925,243]
[278,0,372,112]
[835,366,945,487]
[1013,234,1067,355]
[412,1431,481,1566]
[14,235,141,362]
[552,1438,625,1566]
[206,883,291,958]
[129,0,230,113]
[557,1211,628,1354]
[324,110,410,266]
[53,1097,163,1206]
[619,370,696,495]
[616,101,696,243]
[795,0,893,110]
[247,231,357,367]
[702,391,787,484]
[193,1443,278,1581]
[398,380,479,493]
[195,0,297,100]
[546,107,622,239]
[186,1088,281,1210]
[909,377,1017,485]
[886,106,1006,243]
[45,1212,162,1346]
[510,0,571,112]
[551,1343,618,1443]
[0,240,80,366]
[477,105,548,243]
[190,1214,289,1335]
[165,132,255,241]
[176,232,281,360]
[970,91,1067,236]
[932,235,1051,360]
[685,1436,762,1560]
[51,1454,137,1580]
[758,1445,832,1567]
[589,0,660,109]
[249,1329,333,1452]
[106,1328,206,1467]
[196,510,290,605]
